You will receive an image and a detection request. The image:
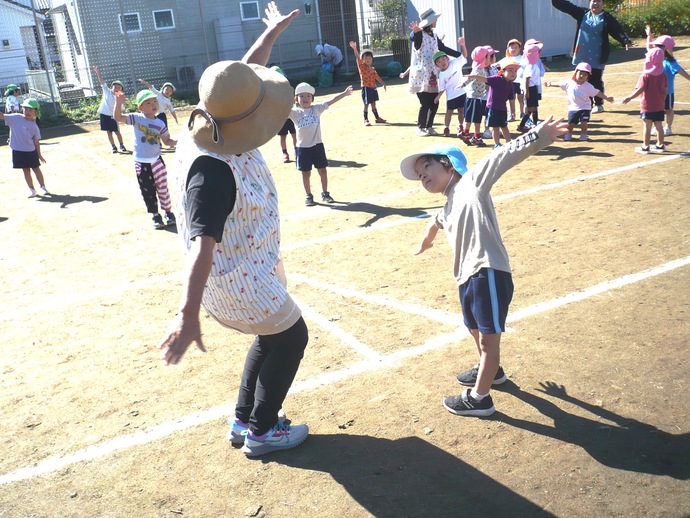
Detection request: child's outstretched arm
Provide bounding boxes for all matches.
[112,91,128,123]
[621,86,643,104]
[138,78,153,89]
[458,36,468,58]
[414,218,439,255]
[326,85,353,106]
[92,65,105,86]
[595,91,614,103]
[243,2,299,66]
[465,74,488,84]
[348,40,360,61]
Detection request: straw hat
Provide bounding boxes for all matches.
[419,8,441,29]
[187,60,293,154]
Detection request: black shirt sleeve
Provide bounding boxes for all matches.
[185,155,237,243]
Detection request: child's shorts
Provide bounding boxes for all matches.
[362,86,379,104]
[156,112,168,128]
[459,268,514,334]
[641,111,664,122]
[446,94,466,112]
[99,113,119,132]
[12,149,40,169]
[278,118,296,136]
[464,98,486,124]
[567,109,591,125]
[525,85,539,108]
[487,108,508,128]
[296,143,328,171]
[665,93,674,111]
[513,82,522,96]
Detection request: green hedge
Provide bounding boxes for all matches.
[614,0,690,38]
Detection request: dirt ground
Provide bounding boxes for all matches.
[1,42,689,517]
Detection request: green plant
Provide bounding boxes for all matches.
[614,0,690,38]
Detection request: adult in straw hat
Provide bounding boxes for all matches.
[408,8,462,136]
[159,2,310,457]
[551,0,632,113]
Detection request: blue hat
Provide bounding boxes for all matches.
[400,144,468,180]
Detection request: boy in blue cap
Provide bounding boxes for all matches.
[400,116,567,416]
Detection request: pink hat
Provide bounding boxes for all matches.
[471,46,490,68]
[643,48,664,76]
[524,44,540,65]
[524,38,543,50]
[483,45,497,56]
[651,35,675,56]
[572,62,592,80]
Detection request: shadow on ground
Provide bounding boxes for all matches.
[36,193,108,209]
[498,381,690,480]
[327,201,441,227]
[264,434,555,517]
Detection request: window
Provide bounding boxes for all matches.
[153,10,175,30]
[2,39,9,48]
[240,1,260,21]
[119,13,142,33]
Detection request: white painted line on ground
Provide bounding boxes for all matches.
[2,255,688,485]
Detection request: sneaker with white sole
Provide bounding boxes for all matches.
[563,132,572,141]
[28,188,37,198]
[482,129,492,139]
[305,194,316,206]
[663,126,672,136]
[227,410,287,445]
[443,389,495,417]
[321,191,334,203]
[456,364,507,386]
[635,146,651,155]
[651,144,666,153]
[39,186,51,196]
[165,211,176,226]
[416,127,429,137]
[651,127,657,136]
[152,213,166,229]
[426,127,439,136]
[579,134,589,141]
[592,104,604,113]
[241,421,309,456]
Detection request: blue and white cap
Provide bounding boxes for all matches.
[400,144,468,180]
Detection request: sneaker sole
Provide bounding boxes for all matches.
[442,398,495,417]
[241,434,308,456]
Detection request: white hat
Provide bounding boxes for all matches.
[419,8,441,29]
[187,61,293,154]
[315,44,324,55]
[295,82,316,96]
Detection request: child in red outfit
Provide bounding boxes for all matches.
[349,41,387,126]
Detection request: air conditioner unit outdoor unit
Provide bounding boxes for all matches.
[176,64,203,84]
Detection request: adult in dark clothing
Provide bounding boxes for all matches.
[552,0,632,112]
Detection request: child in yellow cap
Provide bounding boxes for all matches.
[114,89,178,229]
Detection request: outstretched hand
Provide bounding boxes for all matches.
[262,1,299,32]
[409,21,420,33]
[541,115,569,141]
[113,91,127,105]
[158,312,207,366]
[536,381,569,399]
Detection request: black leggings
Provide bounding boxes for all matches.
[417,92,439,129]
[589,68,605,106]
[235,317,309,435]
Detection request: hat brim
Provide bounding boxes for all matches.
[189,63,293,155]
[419,14,440,28]
[400,144,467,180]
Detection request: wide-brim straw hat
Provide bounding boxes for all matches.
[419,8,441,29]
[187,61,293,155]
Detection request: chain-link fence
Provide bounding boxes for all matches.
[1,0,408,113]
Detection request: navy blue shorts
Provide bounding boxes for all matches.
[156,112,168,128]
[464,98,486,124]
[362,87,379,104]
[446,94,466,111]
[641,111,664,122]
[487,109,508,128]
[296,143,328,171]
[99,113,119,132]
[459,268,514,334]
[525,85,539,108]
[513,82,522,95]
[12,149,40,169]
[278,118,296,136]
[665,93,674,111]
[567,109,591,125]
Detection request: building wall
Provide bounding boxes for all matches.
[0,3,40,88]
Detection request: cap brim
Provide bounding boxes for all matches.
[400,152,425,180]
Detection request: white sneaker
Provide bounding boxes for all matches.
[579,134,589,141]
[651,127,658,136]
[416,127,429,137]
[592,105,604,113]
[227,410,287,445]
[635,146,650,155]
[426,127,439,136]
[40,186,51,196]
[28,188,37,198]
[563,133,572,141]
[482,129,492,139]
[241,421,309,456]
[663,126,672,136]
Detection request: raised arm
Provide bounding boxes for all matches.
[242,2,299,66]
[92,65,105,86]
[349,40,360,61]
[458,36,468,58]
[112,91,127,123]
[326,85,353,106]
[138,78,153,89]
